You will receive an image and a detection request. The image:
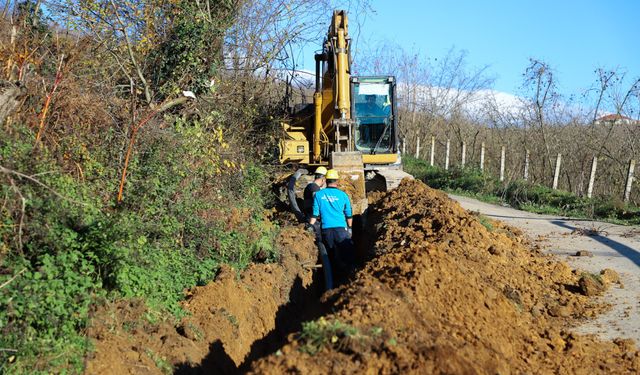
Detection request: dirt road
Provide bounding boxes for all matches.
[451,194,640,344]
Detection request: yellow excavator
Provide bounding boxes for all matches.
[279,10,412,219]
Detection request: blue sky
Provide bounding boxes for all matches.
[303,0,640,98]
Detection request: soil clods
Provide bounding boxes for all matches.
[250,179,639,374]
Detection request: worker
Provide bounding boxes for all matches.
[303,166,327,220]
[357,95,385,145]
[364,94,381,111]
[286,168,308,222]
[308,169,354,275]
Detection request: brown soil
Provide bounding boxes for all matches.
[578,274,607,297]
[250,180,640,374]
[337,171,367,216]
[337,172,366,203]
[85,226,320,374]
[86,179,640,374]
[600,268,622,286]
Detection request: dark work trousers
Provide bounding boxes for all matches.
[312,221,322,243]
[321,227,355,276]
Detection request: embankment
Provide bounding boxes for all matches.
[86,226,320,374]
[250,179,639,374]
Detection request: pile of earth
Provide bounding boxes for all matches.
[85,226,321,374]
[250,179,639,374]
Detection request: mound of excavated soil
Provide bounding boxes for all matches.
[85,226,319,374]
[250,180,640,374]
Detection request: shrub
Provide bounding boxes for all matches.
[1,119,278,372]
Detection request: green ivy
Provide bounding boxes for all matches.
[149,0,237,97]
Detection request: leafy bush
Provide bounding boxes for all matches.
[0,137,105,372]
[1,253,99,373]
[1,119,278,372]
[149,0,236,97]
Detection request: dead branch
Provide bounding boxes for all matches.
[0,268,26,290]
[0,165,88,206]
[117,96,190,203]
[34,54,64,147]
[5,176,25,254]
[109,0,153,105]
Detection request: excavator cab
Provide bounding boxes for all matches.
[352,76,397,156]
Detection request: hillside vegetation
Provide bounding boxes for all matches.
[0,1,294,372]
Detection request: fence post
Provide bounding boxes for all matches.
[499,146,505,182]
[624,159,636,203]
[402,139,406,155]
[587,156,598,199]
[461,142,466,168]
[523,149,530,181]
[480,142,485,171]
[415,137,420,159]
[430,136,435,166]
[445,139,450,170]
[552,153,562,190]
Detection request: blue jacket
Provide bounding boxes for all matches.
[312,187,353,229]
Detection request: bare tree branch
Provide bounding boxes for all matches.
[0,165,88,206]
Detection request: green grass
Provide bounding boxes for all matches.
[298,318,389,356]
[404,155,640,225]
[298,318,362,355]
[145,349,173,374]
[477,214,495,231]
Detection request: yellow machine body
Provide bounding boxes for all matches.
[279,10,408,214]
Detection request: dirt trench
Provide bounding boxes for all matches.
[87,179,640,374]
[85,226,327,374]
[250,179,640,374]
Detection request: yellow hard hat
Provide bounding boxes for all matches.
[325,169,340,180]
[315,166,328,175]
